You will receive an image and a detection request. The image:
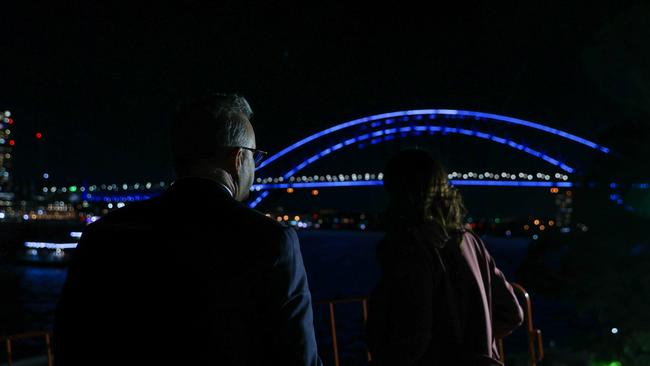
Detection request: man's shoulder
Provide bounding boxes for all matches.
[231,202,292,238]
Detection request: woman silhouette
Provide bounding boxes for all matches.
[367,149,523,366]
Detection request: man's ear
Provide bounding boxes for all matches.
[224,148,242,176]
[234,148,244,174]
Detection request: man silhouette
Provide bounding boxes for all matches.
[54,93,322,365]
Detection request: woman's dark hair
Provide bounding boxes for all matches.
[384,149,467,248]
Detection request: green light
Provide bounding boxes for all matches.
[495,217,501,224]
[69,186,77,193]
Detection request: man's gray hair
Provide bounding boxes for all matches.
[171,93,254,174]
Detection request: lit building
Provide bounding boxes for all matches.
[0,110,15,205]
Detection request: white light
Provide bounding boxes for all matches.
[528,175,533,180]
[108,203,113,209]
[0,212,5,219]
[61,188,67,193]
[462,174,468,179]
[532,234,539,240]
[23,214,29,220]
[146,182,152,189]
[80,187,85,192]
[611,328,619,334]
[122,184,128,190]
[43,173,50,179]
[133,183,140,189]
[378,173,384,180]
[4,111,10,117]
[43,187,49,193]
[70,232,83,238]
[24,242,78,250]
[117,202,125,208]
[37,210,44,215]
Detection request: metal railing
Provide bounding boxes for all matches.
[2,284,542,366]
[315,283,543,366]
[0,331,53,366]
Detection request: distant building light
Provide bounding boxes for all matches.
[0,212,5,219]
[108,203,113,209]
[23,214,29,220]
[70,232,83,238]
[283,215,289,221]
[117,202,125,208]
[43,187,49,193]
[43,173,50,179]
[24,242,78,250]
[532,234,539,240]
[611,328,619,334]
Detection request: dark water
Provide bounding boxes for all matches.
[1,231,534,365]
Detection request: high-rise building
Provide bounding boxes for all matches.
[0,110,15,203]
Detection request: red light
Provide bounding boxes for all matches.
[7,118,13,125]
[9,140,15,146]
[36,132,43,139]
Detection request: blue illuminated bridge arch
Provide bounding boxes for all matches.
[248,109,610,208]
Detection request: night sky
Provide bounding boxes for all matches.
[2,2,649,186]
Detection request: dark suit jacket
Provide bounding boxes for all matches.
[367,230,523,366]
[54,177,322,365]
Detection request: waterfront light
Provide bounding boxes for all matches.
[24,242,78,250]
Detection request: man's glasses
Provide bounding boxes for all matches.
[236,146,268,167]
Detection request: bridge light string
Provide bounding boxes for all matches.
[256,109,610,170]
[250,125,576,208]
[281,125,575,180]
[250,180,574,191]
